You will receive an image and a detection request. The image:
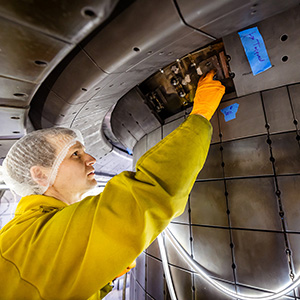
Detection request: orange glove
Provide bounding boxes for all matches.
[190,70,225,120]
[114,260,136,279]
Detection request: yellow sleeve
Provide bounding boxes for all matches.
[5,115,212,299]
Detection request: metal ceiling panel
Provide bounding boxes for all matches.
[172,200,189,224]
[0,0,118,43]
[223,6,300,96]
[278,176,300,232]
[0,140,18,159]
[146,255,165,300]
[287,233,300,277]
[218,93,266,142]
[50,50,108,104]
[271,132,300,175]
[190,181,228,227]
[210,112,220,144]
[192,226,234,282]
[233,230,290,290]
[227,178,282,231]
[262,87,295,134]
[135,282,146,300]
[0,16,72,83]
[84,0,214,73]
[288,84,300,122]
[197,144,223,180]
[0,106,27,139]
[176,0,299,38]
[0,77,37,107]
[169,267,193,300]
[222,135,273,178]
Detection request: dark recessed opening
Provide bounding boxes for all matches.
[14,93,27,97]
[13,131,20,134]
[282,55,289,62]
[11,116,20,120]
[81,88,87,92]
[34,60,48,67]
[280,34,288,42]
[133,47,140,52]
[82,8,96,18]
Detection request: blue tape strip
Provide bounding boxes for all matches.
[221,103,239,122]
[238,27,272,76]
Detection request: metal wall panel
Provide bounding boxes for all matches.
[218,93,266,142]
[227,178,282,231]
[190,181,228,227]
[194,271,235,300]
[147,127,162,150]
[223,6,300,96]
[146,255,165,300]
[278,176,300,232]
[262,87,295,134]
[146,238,161,260]
[0,140,18,159]
[192,226,234,282]
[233,230,290,290]
[171,201,189,224]
[135,281,146,300]
[222,135,273,178]
[287,234,300,278]
[197,144,223,180]
[288,84,300,122]
[135,252,146,290]
[169,267,193,300]
[271,132,300,175]
[133,134,147,169]
[162,117,184,138]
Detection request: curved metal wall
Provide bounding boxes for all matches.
[131,82,300,300]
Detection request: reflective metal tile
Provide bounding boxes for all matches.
[190,181,228,227]
[135,281,146,300]
[146,238,161,260]
[147,127,162,150]
[262,87,295,134]
[218,93,266,142]
[192,226,234,282]
[288,84,300,122]
[172,201,189,224]
[135,252,146,289]
[146,255,165,300]
[227,178,282,231]
[133,134,147,169]
[271,132,300,175]
[194,273,235,300]
[278,176,300,232]
[211,112,220,144]
[233,230,290,290]
[169,266,193,300]
[222,135,273,177]
[165,224,192,271]
[0,140,18,159]
[162,117,184,138]
[286,233,300,277]
[197,144,223,180]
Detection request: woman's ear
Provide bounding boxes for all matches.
[30,166,49,187]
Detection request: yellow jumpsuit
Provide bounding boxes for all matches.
[0,115,212,300]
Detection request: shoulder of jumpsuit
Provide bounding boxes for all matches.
[14,194,67,215]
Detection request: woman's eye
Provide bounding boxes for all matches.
[72,151,79,157]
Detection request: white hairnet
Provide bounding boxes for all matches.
[1,127,84,197]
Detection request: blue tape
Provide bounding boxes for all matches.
[221,103,239,122]
[238,27,272,76]
[126,148,133,155]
